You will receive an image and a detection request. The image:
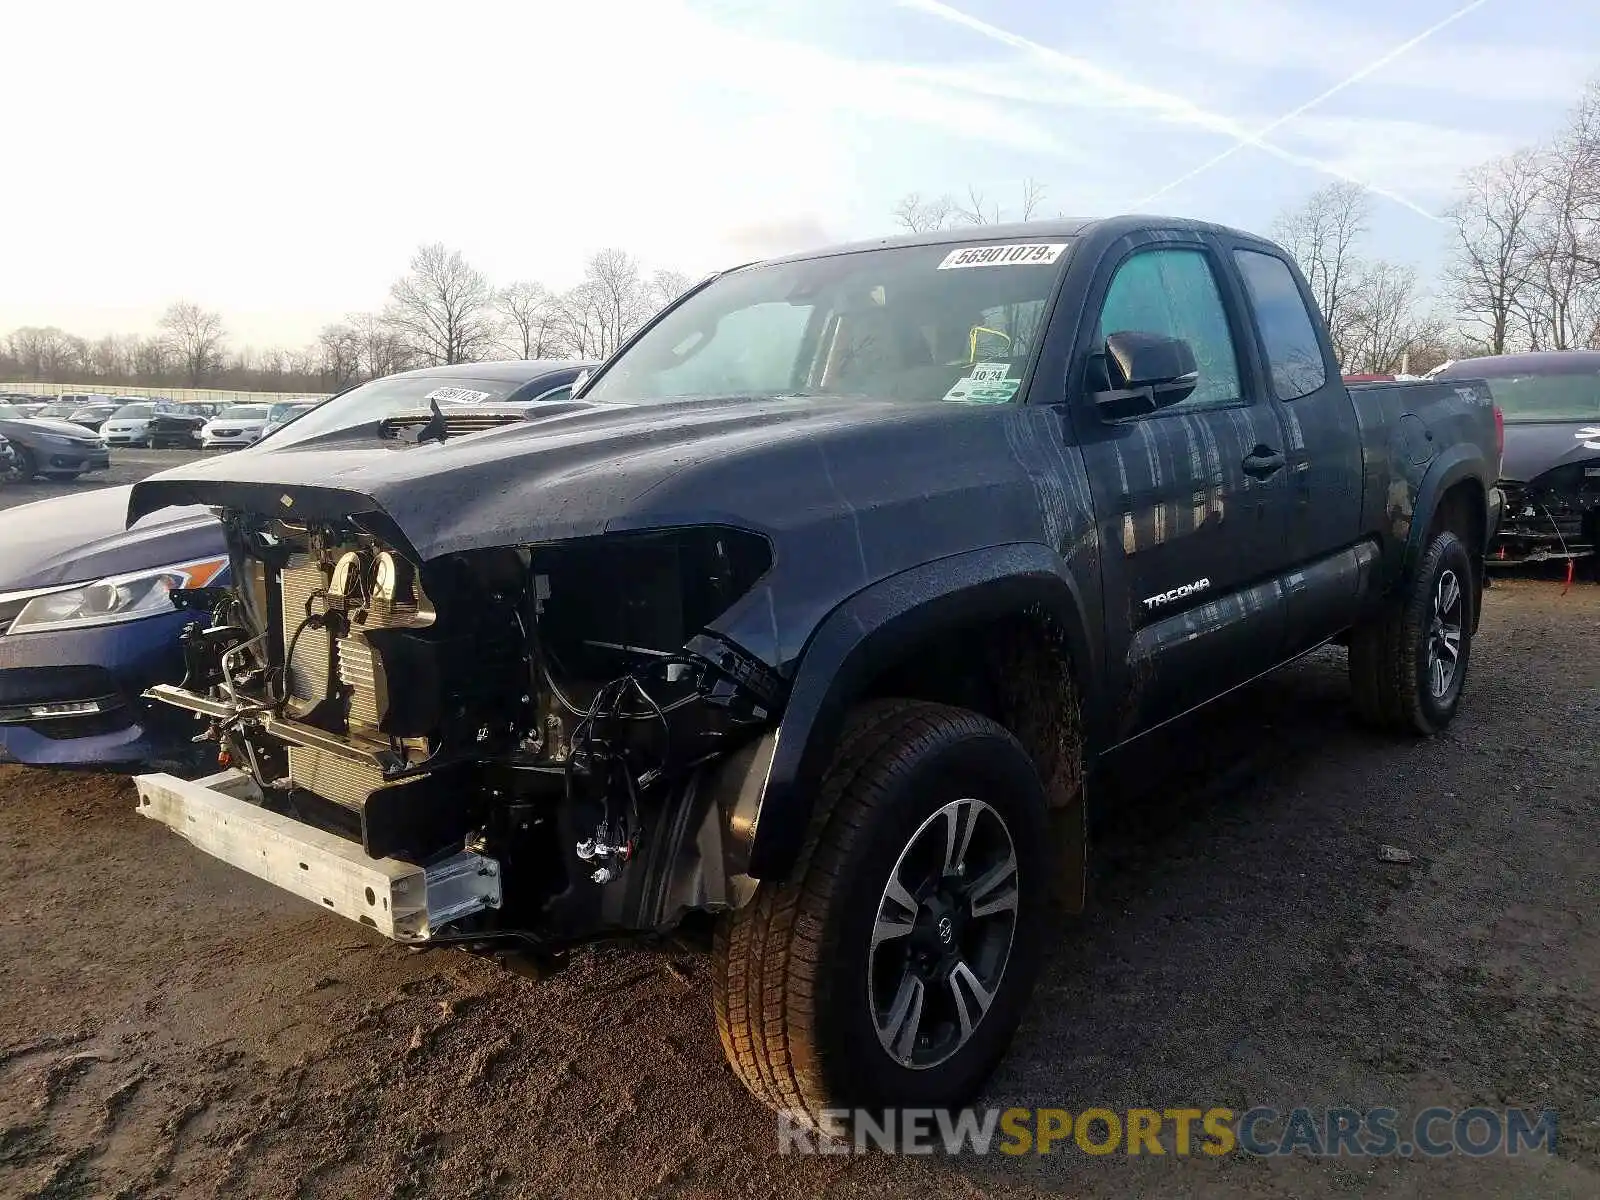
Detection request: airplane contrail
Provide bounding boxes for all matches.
[898,0,1442,218]
[1138,0,1492,211]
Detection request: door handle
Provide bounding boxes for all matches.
[1242,446,1286,479]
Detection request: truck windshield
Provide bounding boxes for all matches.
[1473,371,1600,422]
[581,239,1075,406]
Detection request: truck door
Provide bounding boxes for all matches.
[1070,234,1293,739]
[1228,243,1369,654]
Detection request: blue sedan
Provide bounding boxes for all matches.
[0,485,226,766]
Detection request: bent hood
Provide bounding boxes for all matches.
[1501,420,1600,482]
[128,396,1031,560]
[2,485,222,591]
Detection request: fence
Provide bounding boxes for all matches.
[1,382,331,404]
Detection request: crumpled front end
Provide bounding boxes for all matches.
[1491,459,1600,565]
[136,500,784,950]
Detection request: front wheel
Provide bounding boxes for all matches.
[1349,528,1476,734]
[713,700,1050,1124]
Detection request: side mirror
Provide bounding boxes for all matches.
[1092,330,1199,421]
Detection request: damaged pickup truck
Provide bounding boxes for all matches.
[128,217,1501,1123]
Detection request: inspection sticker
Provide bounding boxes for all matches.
[943,362,1020,404]
[936,243,1067,270]
[425,386,494,405]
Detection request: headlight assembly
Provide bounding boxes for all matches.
[8,556,229,634]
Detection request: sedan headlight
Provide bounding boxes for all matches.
[8,557,229,634]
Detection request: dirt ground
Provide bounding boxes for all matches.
[0,575,1596,1199]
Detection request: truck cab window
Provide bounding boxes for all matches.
[1234,249,1327,399]
[1098,248,1242,413]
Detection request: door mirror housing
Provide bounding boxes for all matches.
[1091,330,1199,420]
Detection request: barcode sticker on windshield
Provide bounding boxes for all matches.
[425,386,493,405]
[937,243,1067,270]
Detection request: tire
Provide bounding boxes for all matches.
[12,447,37,480]
[1349,528,1475,735]
[713,700,1051,1125]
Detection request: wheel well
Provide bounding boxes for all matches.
[858,607,1084,809]
[1432,478,1485,552]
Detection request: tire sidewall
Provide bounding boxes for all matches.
[813,723,1051,1113]
[1410,531,1474,730]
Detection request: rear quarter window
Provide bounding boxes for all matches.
[1234,250,1328,400]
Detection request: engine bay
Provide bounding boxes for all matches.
[147,514,783,945]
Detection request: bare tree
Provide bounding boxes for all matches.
[317,323,362,390]
[1343,262,1444,374]
[383,243,499,365]
[1446,150,1543,354]
[7,326,76,380]
[954,178,1049,225]
[891,192,958,233]
[1019,177,1047,220]
[134,335,173,382]
[159,301,227,385]
[1272,183,1370,365]
[559,249,653,359]
[646,268,693,314]
[495,282,563,359]
[349,312,411,381]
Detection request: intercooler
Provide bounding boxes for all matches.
[279,554,412,810]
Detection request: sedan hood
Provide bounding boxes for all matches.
[1501,420,1600,482]
[1,485,222,591]
[0,417,101,439]
[128,395,1021,561]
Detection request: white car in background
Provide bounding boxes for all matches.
[200,404,272,449]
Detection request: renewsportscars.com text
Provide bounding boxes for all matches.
[779,1106,1559,1158]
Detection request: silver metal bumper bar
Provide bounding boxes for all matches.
[133,769,501,942]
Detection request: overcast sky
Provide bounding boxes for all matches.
[4,0,1594,347]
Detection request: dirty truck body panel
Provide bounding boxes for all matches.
[127,217,1498,941]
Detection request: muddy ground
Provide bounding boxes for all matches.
[1,575,1596,1199]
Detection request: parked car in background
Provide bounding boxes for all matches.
[261,399,322,433]
[0,485,227,767]
[101,402,176,448]
[1434,352,1600,565]
[0,403,111,480]
[68,403,119,431]
[34,401,92,423]
[56,392,114,411]
[199,404,273,449]
[147,409,209,449]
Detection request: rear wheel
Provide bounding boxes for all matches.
[713,700,1050,1124]
[1350,528,1475,734]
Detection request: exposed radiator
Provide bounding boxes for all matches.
[278,553,417,811]
[287,746,389,811]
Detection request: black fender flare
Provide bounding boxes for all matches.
[733,542,1099,882]
[1405,445,1492,569]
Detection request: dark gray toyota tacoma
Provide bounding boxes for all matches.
[129,216,1502,1122]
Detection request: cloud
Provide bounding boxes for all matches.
[1107,0,1594,105]
[896,0,1440,217]
[1138,0,1491,208]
